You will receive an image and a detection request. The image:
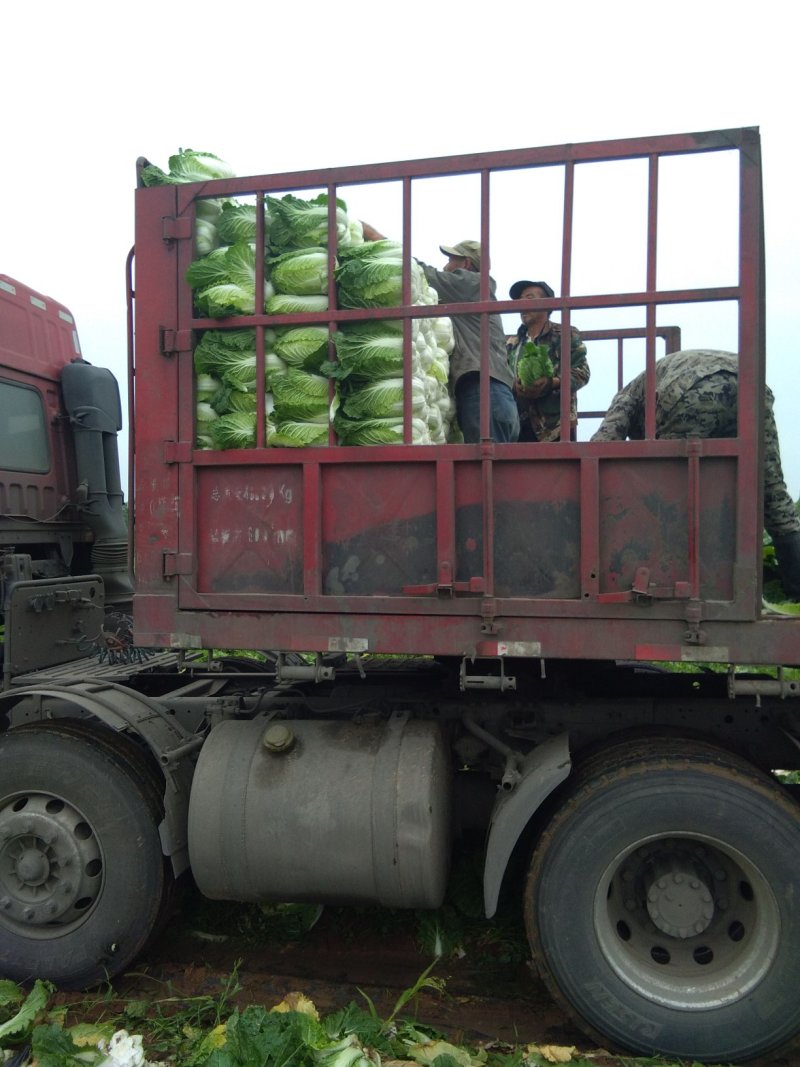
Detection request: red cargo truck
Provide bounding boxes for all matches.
[2,127,800,1063]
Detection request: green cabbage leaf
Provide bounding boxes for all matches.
[139,148,235,187]
[187,242,271,318]
[271,369,330,421]
[194,329,258,392]
[209,411,259,450]
[266,293,329,315]
[517,341,554,385]
[333,411,430,445]
[340,377,427,421]
[328,322,410,381]
[273,327,330,371]
[270,248,331,296]
[267,416,330,448]
[266,193,349,254]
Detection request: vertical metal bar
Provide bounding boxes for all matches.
[177,188,198,589]
[616,337,625,391]
[436,458,456,589]
[255,192,266,448]
[327,183,339,447]
[403,177,413,445]
[560,162,575,442]
[580,455,600,600]
[125,247,136,578]
[482,448,494,596]
[737,132,766,606]
[644,154,659,440]
[480,168,491,442]
[479,168,494,595]
[687,441,701,598]
[303,460,322,595]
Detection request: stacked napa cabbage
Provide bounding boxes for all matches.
[155,148,455,449]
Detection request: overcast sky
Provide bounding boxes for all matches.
[4,2,798,493]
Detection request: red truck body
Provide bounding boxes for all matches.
[131,127,792,666]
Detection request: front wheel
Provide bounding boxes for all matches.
[525,737,800,1063]
[0,721,172,988]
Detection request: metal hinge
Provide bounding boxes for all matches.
[164,441,194,464]
[163,552,193,578]
[160,327,193,357]
[162,216,193,242]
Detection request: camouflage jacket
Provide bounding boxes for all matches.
[508,320,590,442]
[590,349,800,540]
[590,349,739,441]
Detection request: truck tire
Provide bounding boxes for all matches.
[524,736,800,1063]
[0,720,171,989]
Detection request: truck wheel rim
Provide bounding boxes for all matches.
[0,791,103,937]
[594,832,779,1010]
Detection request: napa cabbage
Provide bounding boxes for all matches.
[187,242,272,318]
[333,411,431,445]
[217,201,270,245]
[194,329,259,392]
[266,293,329,315]
[195,218,220,256]
[266,193,350,254]
[329,322,410,381]
[270,248,331,296]
[517,341,554,385]
[271,369,330,421]
[273,327,330,371]
[266,351,289,387]
[209,411,258,450]
[267,416,330,448]
[340,377,427,421]
[196,402,219,425]
[196,373,223,402]
[139,148,235,187]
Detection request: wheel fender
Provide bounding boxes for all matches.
[0,682,194,875]
[484,732,571,918]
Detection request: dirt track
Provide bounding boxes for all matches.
[63,893,800,1067]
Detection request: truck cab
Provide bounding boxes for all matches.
[0,274,131,682]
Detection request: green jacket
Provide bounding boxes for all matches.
[508,320,590,441]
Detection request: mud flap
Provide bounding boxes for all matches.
[483,732,571,917]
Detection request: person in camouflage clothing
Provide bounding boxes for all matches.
[591,348,800,598]
[507,280,590,442]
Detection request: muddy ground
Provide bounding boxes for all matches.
[56,891,800,1067]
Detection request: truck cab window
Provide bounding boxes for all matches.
[0,379,50,472]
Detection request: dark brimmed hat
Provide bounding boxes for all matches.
[439,240,481,267]
[509,279,555,300]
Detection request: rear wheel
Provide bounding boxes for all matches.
[0,721,171,988]
[524,737,800,1063]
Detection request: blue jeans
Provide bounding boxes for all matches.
[455,373,520,443]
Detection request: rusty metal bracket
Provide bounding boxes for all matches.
[597,566,692,605]
[163,552,193,578]
[683,600,706,645]
[161,216,193,242]
[159,327,193,357]
[403,573,485,597]
[164,441,194,465]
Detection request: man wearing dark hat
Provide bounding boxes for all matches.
[360,225,518,443]
[507,280,590,442]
